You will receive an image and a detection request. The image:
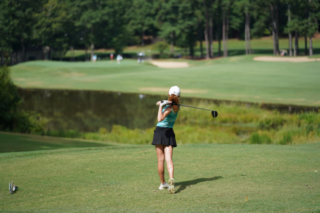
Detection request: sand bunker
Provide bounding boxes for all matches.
[150,61,189,68]
[254,56,320,63]
[139,87,207,94]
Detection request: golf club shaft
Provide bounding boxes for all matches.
[173,103,214,112]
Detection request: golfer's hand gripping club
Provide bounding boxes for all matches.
[160,100,172,107]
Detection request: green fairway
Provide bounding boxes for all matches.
[0,134,319,212]
[11,55,320,106]
[0,132,117,153]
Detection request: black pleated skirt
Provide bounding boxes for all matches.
[152,126,177,147]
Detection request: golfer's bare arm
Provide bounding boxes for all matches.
[156,102,172,122]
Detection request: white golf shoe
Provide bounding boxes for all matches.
[168,178,175,194]
[159,182,169,190]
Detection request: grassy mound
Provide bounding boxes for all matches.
[0,134,319,212]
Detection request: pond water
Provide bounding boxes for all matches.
[18,89,167,132]
[17,88,318,134]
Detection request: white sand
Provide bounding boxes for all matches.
[150,61,189,68]
[253,56,320,63]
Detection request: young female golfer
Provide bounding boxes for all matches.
[152,86,180,194]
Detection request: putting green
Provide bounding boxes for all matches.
[11,55,320,106]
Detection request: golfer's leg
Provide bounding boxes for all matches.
[164,146,174,179]
[155,145,165,184]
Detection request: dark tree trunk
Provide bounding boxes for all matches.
[218,36,221,56]
[304,9,308,55]
[270,3,279,55]
[209,14,213,58]
[200,40,203,58]
[294,31,299,56]
[170,32,174,54]
[85,46,88,61]
[91,43,94,61]
[216,29,221,57]
[222,7,226,57]
[245,10,251,55]
[271,4,276,55]
[203,0,210,59]
[189,42,194,59]
[304,35,308,55]
[1,51,3,66]
[204,29,209,59]
[209,0,213,58]
[309,37,313,56]
[224,5,230,57]
[20,38,26,62]
[10,52,13,65]
[247,13,251,54]
[217,0,222,57]
[41,45,45,60]
[198,18,204,58]
[245,13,248,55]
[309,0,313,56]
[288,4,292,56]
[141,30,145,46]
[275,3,279,54]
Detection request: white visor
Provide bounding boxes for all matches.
[169,86,181,97]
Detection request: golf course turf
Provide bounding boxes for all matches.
[3,50,320,212]
[0,132,116,153]
[0,133,319,212]
[11,55,320,106]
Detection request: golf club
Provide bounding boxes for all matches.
[172,103,218,118]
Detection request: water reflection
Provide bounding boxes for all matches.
[18,89,167,132]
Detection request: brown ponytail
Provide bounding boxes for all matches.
[168,94,179,113]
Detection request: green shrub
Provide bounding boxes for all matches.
[99,127,108,134]
[299,113,317,124]
[14,111,45,134]
[45,130,81,138]
[0,66,45,133]
[153,41,169,54]
[279,132,292,145]
[250,133,272,144]
[305,125,314,136]
[0,66,21,131]
[259,117,286,130]
[250,133,261,144]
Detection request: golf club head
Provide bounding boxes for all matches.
[211,111,218,118]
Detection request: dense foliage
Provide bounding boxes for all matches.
[0,66,43,133]
[0,0,319,63]
[0,66,21,130]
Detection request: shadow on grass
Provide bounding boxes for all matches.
[175,176,223,194]
[0,133,111,153]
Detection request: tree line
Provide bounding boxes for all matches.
[0,0,319,64]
